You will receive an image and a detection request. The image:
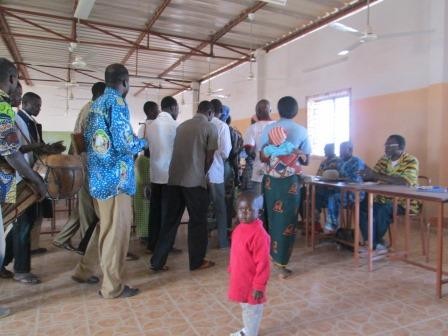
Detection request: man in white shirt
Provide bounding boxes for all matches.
[145,96,179,252]
[243,99,275,196]
[209,99,231,249]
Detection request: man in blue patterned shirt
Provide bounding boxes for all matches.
[323,141,365,232]
[72,64,146,299]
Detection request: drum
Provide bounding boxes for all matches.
[1,180,39,227]
[33,154,84,200]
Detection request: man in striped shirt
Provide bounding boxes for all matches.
[359,134,419,255]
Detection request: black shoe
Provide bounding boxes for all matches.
[149,265,169,272]
[71,275,100,284]
[118,285,139,298]
[0,267,13,279]
[53,241,76,252]
[0,307,10,319]
[30,248,47,255]
[98,285,139,298]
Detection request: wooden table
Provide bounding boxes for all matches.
[306,178,448,298]
[360,184,448,298]
[307,178,366,267]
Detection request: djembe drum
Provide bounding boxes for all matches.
[33,154,84,200]
[2,180,39,227]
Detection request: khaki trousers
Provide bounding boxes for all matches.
[73,193,132,298]
[54,183,97,245]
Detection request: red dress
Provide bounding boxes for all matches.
[228,219,271,304]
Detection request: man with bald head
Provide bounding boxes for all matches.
[243,99,274,194]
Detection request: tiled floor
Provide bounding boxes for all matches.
[2,215,448,336]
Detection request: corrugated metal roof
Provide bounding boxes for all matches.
[0,0,373,96]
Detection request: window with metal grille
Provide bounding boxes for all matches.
[306,89,350,156]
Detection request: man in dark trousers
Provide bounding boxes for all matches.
[150,101,217,271]
[2,90,45,284]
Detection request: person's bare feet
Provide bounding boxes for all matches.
[274,264,292,279]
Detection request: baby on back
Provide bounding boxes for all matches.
[262,126,305,177]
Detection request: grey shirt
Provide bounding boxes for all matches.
[168,113,218,188]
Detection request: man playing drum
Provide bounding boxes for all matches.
[1,86,44,284]
[0,58,46,318]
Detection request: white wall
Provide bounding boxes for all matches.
[198,0,445,119]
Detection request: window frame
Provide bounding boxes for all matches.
[305,88,352,157]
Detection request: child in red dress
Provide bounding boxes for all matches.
[228,192,271,336]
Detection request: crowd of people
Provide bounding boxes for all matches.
[0,57,421,335]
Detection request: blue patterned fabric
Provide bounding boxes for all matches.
[340,156,365,205]
[319,156,365,230]
[84,87,147,200]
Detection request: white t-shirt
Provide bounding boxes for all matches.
[243,120,275,183]
[208,117,231,184]
[145,112,178,184]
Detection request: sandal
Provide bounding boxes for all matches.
[13,272,41,285]
[279,268,292,279]
[193,260,215,271]
[126,252,139,261]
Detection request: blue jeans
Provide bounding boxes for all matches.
[315,187,340,229]
[208,182,228,248]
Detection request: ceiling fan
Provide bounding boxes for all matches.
[303,0,432,73]
[68,42,95,70]
[234,13,285,82]
[329,0,431,56]
[205,57,229,99]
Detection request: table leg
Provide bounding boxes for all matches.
[305,183,310,247]
[354,190,360,267]
[368,193,374,272]
[405,198,410,259]
[51,199,56,235]
[392,198,398,250]
[311,184,316,250]
[436,203,444,298]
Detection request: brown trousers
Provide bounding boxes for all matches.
[73,193,132,298]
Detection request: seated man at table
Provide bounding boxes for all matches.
[313,143,343,231]
[316,143,342,176]
[359,134,419,255]
[317,141,365,233]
